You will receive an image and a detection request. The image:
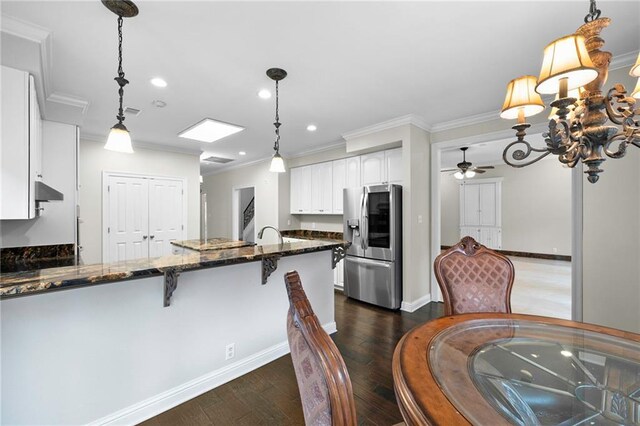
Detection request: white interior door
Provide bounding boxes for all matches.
[108,176,149,262]
[149,179,184,258]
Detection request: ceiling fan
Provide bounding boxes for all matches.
[442,147,495,180]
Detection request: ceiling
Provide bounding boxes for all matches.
[2,1,639,174]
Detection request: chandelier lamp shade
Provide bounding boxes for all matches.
[501,0,640,183]
[267,68,288,173]
[102,0,138,154]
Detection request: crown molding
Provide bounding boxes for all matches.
[341,114,431,141]
[610,50,639,71]
[201,156,272,177]
[286,140,346,160]
[47,92,90,115]
[81,133,202,156]
[430,110,501,134]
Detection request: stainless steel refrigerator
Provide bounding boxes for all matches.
[343,184,402,309]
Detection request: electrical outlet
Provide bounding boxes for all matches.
[225,343,235,360]
[417,215,423,224]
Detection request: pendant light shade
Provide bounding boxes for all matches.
[535,34,598,95]
[269,152,286,173]
[500,76,545,120]
[632,78,640,99]
[630,52,640,77]
[105,123,134,153]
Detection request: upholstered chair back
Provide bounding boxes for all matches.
[284,271,357,426]
[434,236,515,315]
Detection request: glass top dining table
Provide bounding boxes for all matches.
[392,313,640,426]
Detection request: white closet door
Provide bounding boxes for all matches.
[108,176,149,262]
[479,183,497,226]
[148,179,184,258]
[462,184,480,226]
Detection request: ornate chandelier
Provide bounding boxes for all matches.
[500,0,640,183]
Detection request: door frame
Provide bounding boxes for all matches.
[429,124,583,321]
[102,171,188,263]
[231,185,255,241]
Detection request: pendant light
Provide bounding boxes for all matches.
[267,68,287,173]
[103,0,138,153]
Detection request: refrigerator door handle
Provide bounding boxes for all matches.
[362,192,369,251]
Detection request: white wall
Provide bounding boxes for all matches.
[1,251,334,425]
[79,139,200,264]
[440,159,572,256]
[202,159,281,244]
[1,121,77,248]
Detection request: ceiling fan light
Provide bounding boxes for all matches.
[105,123,134,153]
[465,170,476,178]
[500,76,545,120]
[453,171,464,180]
[535,34,598,95]
[269,152,285,173]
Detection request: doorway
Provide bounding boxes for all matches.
[102,172,187,263]
[232,186,255,243]
[431,129,582,321]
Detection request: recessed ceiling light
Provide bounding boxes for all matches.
[258,89,271,99]
[306,124,317,132]
[179,118,245,143]
[239,151,246,156]
[150,77,167,88]
[152,100,167,108]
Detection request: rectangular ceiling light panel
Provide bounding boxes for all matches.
[179,118,244,143]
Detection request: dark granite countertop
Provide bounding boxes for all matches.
[282,230,343,241]
[171,238,254,251]
[0,239,347,299]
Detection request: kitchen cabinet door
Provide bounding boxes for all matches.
[311,161,333,214]
[290,166,302,214]
[361,151,386,185]
[290,165,312,214]
[385,148,403,184]
[345,156,361,188]
[1,67,34,219]
[332,159,346,214]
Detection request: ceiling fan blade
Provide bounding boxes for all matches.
[476,165,495,169]
[474,169,487,174]
[440,168,459,172]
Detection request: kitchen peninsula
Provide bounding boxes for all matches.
[0,235,346,425]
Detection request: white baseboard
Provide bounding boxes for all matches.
[90,321,337,426]
[401,293,431,312]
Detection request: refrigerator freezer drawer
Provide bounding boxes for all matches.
[344,256,401,309]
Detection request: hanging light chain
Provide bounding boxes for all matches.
[273,79,280,152]
[115,14,128,125]
[584,0,601,23]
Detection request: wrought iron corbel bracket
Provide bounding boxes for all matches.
[262,255,281,285]
[163,268,179,307]
[331,246,346,269]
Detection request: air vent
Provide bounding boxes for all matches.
[124,106,141,116]
[202,156,234,164]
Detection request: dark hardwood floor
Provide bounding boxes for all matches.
[141,292,444,425]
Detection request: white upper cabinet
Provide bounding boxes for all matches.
[361,151,386,185]
[311,161,333,213]
[289,148,403,215]
[290,165,312,214]
[385,148,403,184]
[1,67,41,219]
[345,156,361,188]
[332,159,346,214]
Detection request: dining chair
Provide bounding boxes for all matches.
[434,236,515,315]
[284,270,357,426]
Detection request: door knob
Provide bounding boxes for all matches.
[150,235,155,239]
[143,235,148,239]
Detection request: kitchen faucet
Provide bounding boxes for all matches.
[257,226,284,245]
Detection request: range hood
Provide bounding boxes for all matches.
[35,181,63,202]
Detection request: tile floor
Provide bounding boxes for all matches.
[509,256,572,319]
